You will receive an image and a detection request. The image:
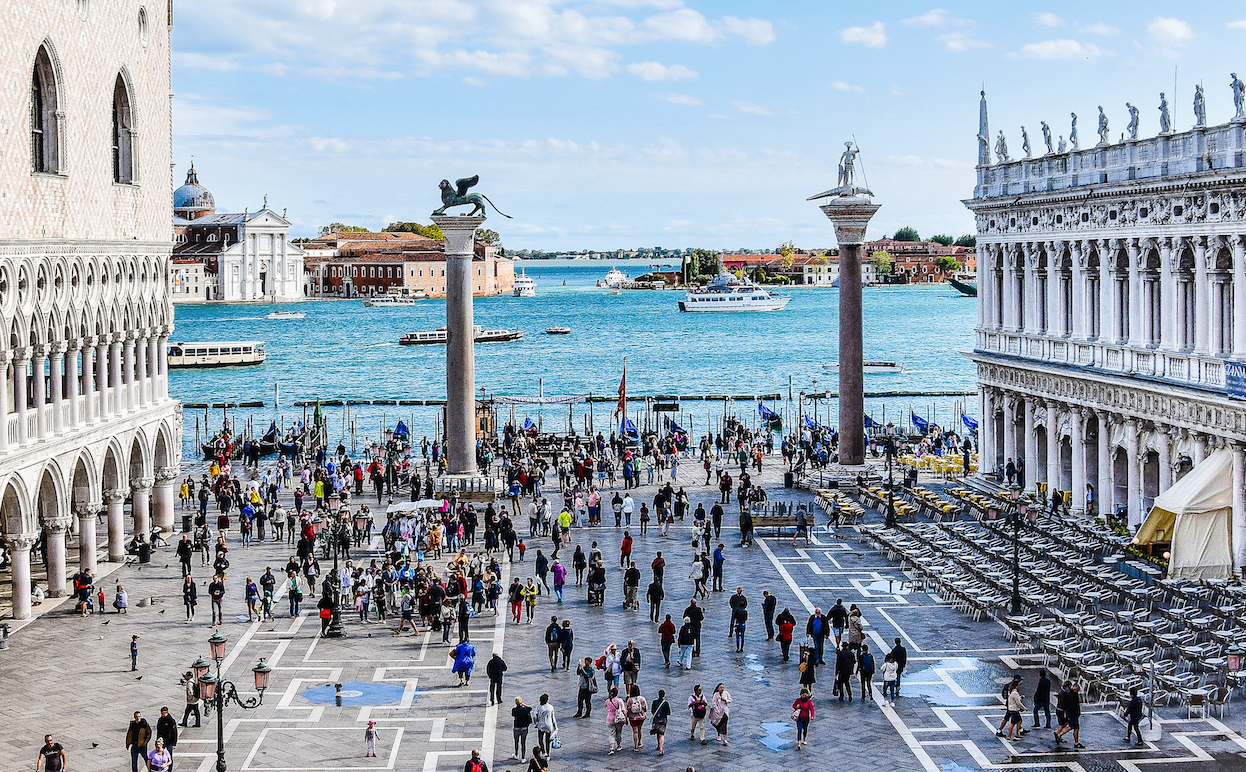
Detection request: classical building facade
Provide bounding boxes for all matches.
[0,1,181,618]
[304,231,514,298]
[966,90,1246,566]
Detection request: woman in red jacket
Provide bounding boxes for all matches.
[791,689,816,749]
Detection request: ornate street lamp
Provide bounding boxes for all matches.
[195,635,272,772]
[883,423,898,528]
[321,515,348,639]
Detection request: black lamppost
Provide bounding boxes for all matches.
[322,499,347,638]
[195,633,271,772]
[1008,484,1025,615]
[883,423,898,528]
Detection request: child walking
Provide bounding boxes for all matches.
[364,721,378,757]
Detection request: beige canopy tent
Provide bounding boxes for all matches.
[1136,448,1234,580]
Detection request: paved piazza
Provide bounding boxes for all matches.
[4,461,1246,772]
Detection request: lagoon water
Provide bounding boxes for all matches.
[170,264,977,459]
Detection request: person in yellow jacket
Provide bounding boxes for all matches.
[520,578,539,624]
[314,478,325,507]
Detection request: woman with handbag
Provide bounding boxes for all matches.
[625,684,648,751]
[708,683,732,746]
[649,689,671,756]
[792,689,816,749]
[603,686,627,755]
[574,656,598,718]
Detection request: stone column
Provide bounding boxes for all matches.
[1098,240,1114,342]
[1233,236,1246,360]
[976,248,988,329]
[1194,237,1210,356]
[1157,426,1173,492]
[1125,418,1142,528]
[814,195,880,466]
[32,344,48,440]
[65,340,80,428]
[1046,400,1061,492]
[1159,238,1176,351]
[1193,432,1207,466]
[1096,411,1112,517]
[92,336,106,420]
[1070,408,1086,515]
[1071,241,1086,340]
[1002,245,1017,331]
[1021,243,1036,335]
[1046,242,1062,337]
[1127,239,1144,347]
[148,334,160,402]
[431,214,487,475]
[153,467,179,534]
[109,339,122,416]
[7,535,35,619]
[130,476,153,540]
[76,502,99,575]
[13,347,29,445]
[1003,395,1018,467]
[122,333,136,412]
[0,350,10,453]
[1022,398,1038,492]
[1233,443,1246,572]
[157,332,169,399]
[979,389,995,473]
[104,488,127,561]
[49,341,65,435]
[44,518,70,597]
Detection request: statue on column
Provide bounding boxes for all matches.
[432,175,512,218]
[1159,92,1171,134]
[1126,103,1139,139]
[994,131,1009,163]
[1069,112,1079,150]
[1193,84,1207,128]
[1057,135,1067,153]
[1041,121,1053,155]
[1020,126,1031,158]
[1097,106,1110,146]
[837,142,859,188]
[1232,72,1245,121]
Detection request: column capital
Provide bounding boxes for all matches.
[43,517,72,534]
[32,343,50,359]
[103,488,128,504]
[75,501,101,518]
[0,349,12,365]
[154,466,181,484]
[49,341,68,356]
[4,534,37,551]
[124,330,138,343]
[66,338,83,352]
[131,476,155,491]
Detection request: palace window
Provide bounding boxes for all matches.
[31,46,60,173]
[112,74,134,183]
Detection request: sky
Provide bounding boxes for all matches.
[171,1,1246,250]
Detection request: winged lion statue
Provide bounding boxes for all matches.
[432,175,512,218]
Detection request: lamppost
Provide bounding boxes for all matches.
[1008,484,1025,615]
[321,500,347,638]
[194,633,271,772]
[883,423,898,528]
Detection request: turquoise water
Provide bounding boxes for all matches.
[169,265,977,459]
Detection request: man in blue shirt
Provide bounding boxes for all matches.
[711,544,726,592]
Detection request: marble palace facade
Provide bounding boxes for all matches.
[967,89,1246,568]
[0,1,181,618]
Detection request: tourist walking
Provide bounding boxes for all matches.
[834,642,855,701]
[858,643,875,701]
[659,614,676,667]
[180,671,202,727]
[677,617,696,670]
[889,637,908,694]
[155,707,178,768]
[545,616,562,671]
[625,684,648,751]
[687,684,708,745]
[604,686,627,755]
[708,683,732,746]
[881,655,899,706]
[35,735,65,772]
[125,711,151,772]
[1124,687,1144,745]
[1054,681,1084,749]
[1032,668,1052,729]
[559,620,575,670]
[146,739,171,772]
[806,608,829,665]
[451,639,476,686]
[792,689,815,749]
[533,694,557,756]
[511,698,532,761]
[364,720,378,757]
[647,577,664,622]
[650,689,671,756]
[575,656,598,718]
[798,646,817,694]
[487,653,507,706]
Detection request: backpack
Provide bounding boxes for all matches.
[546,626,561,645]
[691,696,707,719]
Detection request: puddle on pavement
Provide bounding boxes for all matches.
[901,658,1001,707]
[743,653,770,686]
[301,679,407,706]
[863,579,913,595]
[759,721,794,752]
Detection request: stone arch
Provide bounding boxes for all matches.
[153,422,173,469]
[30,41,65,174]
[34,462,66,528]
[0,475,33,535]
[70,451,97,507]
[128,432,150,482]
[102,441,127,492]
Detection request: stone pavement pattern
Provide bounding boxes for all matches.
[4,453,1246,772]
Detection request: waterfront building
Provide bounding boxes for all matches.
[865,238,976,283]
[171,167,305,302]
[720,252,884,286]
[0,1,181,617]
[304,231,514,298]
[966,90,1246,568]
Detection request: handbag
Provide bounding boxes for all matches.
[792,708,802,721]
[551,734,561,750]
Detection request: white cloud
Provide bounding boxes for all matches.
[903,9,948,27]
[839,22,886,48]
[940,32,991,52]
[890,85,904,97]
[173,52,240,72]
[1034,12,1063,28]
[731,101,772,116]
[626,61,696,80]
[656,92,703,105]
[309,137,350,153]
[719,16,775,45]
[1229,20,1246,30]
[1079,23,1119,36]
[1148,17,1192,45]
[831,80,863,92]
[1018,39,1102,60]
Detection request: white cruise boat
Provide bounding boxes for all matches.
[513,270,537,297]
[822,360,905,374]
[266,310,305,320]
[364,288,428,307]
[168,341,266,368]
[679,274,791,312]
[598,267,628,288]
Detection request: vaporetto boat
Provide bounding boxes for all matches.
[168,341,266,368]
[678,274,791,312]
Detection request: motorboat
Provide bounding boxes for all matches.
[364,288,427,307]
[513,270,537,297]
[168,341,266,368]
[399,326,524,345]
[598,267,628,288]
[822,360,905,374]
[266,310,305,320]
[679,273,791,312]
[545,327,571,335]
[948,275,978,297]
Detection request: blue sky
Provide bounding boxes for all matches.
[172,1,1246,250]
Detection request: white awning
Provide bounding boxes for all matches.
[1137,448,1234,580]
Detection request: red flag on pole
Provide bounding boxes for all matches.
[614,357,627,421]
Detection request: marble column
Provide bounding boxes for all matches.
[1194,237,1210,356]
[1159,238,1176,351]
[49,341,65,435]
[7,535,35,619]
[1126,418,1142,528]
[109,339,122,416]
[90,337,104,421]
[1046,242,1062,336]
[13,347,29,445]
[431,214,486,475]
[1004,396,1018,468]
[1023,398,1038,492]
[147,335,159,403]
[814,194,880,467]
[1046,400,1061,493]
[44,518,70,597]
[1096,411,1112,517]
[980,389,995,474]
[1158,427,1175,492]
[1127,239,1144,347]
[1021,243,1037,335]
[32,344,47,440]
[131,476,153,540]
[65,340,79,428]
[153,467,179,534]
[157,332,169,398]
[1233,442,1246,572]
[1070,408,1086,515]
[77,502,99,576]
[1193,432,1207,466]
[1098,240,1114,342]
[1233,236,1246,360]
[105,488,127,561]
[122,333,136,412]
[0,350,10,453]
[1071,241,1087,340]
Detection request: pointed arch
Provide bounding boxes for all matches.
[34,461,66,528]
[0,476,32,536]
[30,41,64,174]
[102,441,126,492]
[71,452,97,508]
[112,70,136,184]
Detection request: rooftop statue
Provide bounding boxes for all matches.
[1041,122,1053,155]
[1097,106,1109,146]
[432,175,513,218]
[1126,103,1139,140]
[1058,135,1067,153]
[1069,113,1079,151]
[1232,73,1245,122]
[1159,92,1171,134]
[1193,84,1207,128]
[1020,126,1031,159]
[994,131,1009,163]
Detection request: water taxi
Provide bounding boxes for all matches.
[545,327,571,335]
[266,310,305,320]
[679,274,791,312]
[597,267,628,288]
[168,341,266,368]
[822,360,905,374]
[364,288,428,307]
[513,270,537,297]
[399,326,524,345]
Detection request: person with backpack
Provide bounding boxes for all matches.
[510,697,533,761]
[604,686,627,755]
[624,684,649,751]
[574,656,598,718]
[687,685,708,745]
[533,693,558,755]
[1124,686,1144,745]
[180,671,201,727]
[857,643,876,702]
[544,616,562,672]
[650,689,672,756]
[450,639,476,687]
[791,688,816,749]
[462,748,489,772]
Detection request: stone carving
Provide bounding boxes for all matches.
[1193,84,1206,128]
[1058,135,1067,153]
[1069,113,1079,150]
[1021,126,1031,158]
[1126,103,1139,140]
[994,131,1009,163]
[1159,93,1171,134]
[1041,122,1053,155]
[1233,73,1245,121]
[1097,106,1109,146]
[432,175,513,218]
[837,142,859,188]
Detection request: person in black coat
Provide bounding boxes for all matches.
[486,653,507,706]
[457,597,471,643]
[682,599,704,657]
[889,637,908,694]
[646,579,664,623]
[761,591,777,640]
[834,642,856,701]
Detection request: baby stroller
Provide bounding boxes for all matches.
[587,581,605,607]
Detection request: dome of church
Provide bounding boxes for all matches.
[173,163,215,217]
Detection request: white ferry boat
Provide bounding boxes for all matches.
[399,326,524,345]
[513,270,537,297]
[266,310,305,320]
[168,341,266,368]
[598,267,628,288]
[822,360,905,374]
[364,288,428,307]
[679,274,791,312]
